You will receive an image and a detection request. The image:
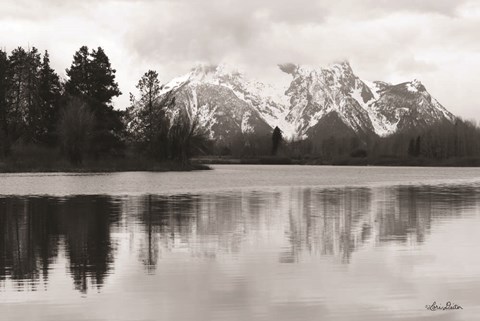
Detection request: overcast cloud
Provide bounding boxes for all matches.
[1,0,479,120]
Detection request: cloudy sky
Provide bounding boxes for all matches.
[1,0,479,119]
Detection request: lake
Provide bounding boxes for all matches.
[1,165,480,321]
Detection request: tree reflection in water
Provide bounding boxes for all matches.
[1,183,479,293]
[0,196,121,293]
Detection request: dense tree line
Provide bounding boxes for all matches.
[278,118,480,163]
[0,47,61,156]
[370,119,480,160]
[0,46,206,166]
[211,117,480,163]
[211,132,271,158]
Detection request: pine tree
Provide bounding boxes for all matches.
[24,47,42,142]
[272,126,283,155]
[7,47,29,138]
[0,49,9,156]
[89,47,121,105]
[65,46,91,98]
[65,46,124,157]
[127,70,168,158]
[6,47,42,143]
[37,50,61,144]
[136,70,161,114]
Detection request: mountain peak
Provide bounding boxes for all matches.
[190,63,243,77]
[331,60,351,68]
[406,79,426,93]
[278,60,354,78]
[190,63,218,75]
[328,60,355,79]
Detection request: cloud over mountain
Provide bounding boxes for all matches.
[1,0,479,121]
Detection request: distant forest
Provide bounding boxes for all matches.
[1,45,480,170]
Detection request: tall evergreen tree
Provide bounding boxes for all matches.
[0,49,9,156]
[65,46,91,97]
[127,70,167,158]
[37,50,61,144]
[65,46,124,157]
[136,70,161,113]
[6,47,43,143]
[24,47,42,142]
[272,126,283,156]
[7,47,29,138]
[89,47,121,105]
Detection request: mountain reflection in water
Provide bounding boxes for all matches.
[1,183,478,294]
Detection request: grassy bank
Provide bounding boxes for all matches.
[0,147,210,173]
[4,152,480,173]
[194,156,480,167]
[0,158,210,173]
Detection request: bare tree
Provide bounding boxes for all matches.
[168,107,208,165]
[58,98,94,164]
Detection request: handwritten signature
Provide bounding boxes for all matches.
[425,301,463,311]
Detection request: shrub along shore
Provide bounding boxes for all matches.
[0,157,210,173]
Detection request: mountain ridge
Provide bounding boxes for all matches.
[149,61,455,142]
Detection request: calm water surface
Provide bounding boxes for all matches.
[1,165,480,321]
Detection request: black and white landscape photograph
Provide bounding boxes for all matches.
[1,0,480,320]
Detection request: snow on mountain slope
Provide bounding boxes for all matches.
[155,64,274,143]
[369,79,455,134]
[151,61,456,142]
[282,61,376,139]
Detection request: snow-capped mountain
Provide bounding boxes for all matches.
[151,61,455,142]
[367,78,454,133]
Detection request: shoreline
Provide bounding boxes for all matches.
[0,160,211,173]
[194,156,480,167]
[3,156,480,173]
